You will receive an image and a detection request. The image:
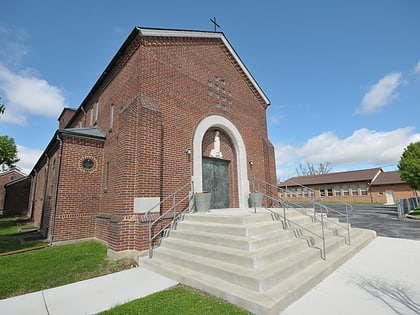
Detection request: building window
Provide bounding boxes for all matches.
[104,161,109,191]
[109,104,114,130]
[82,158,94,170]
[303,187,309,198]
[94,101,99,123]
[343,185,349,196]
[319,187,325,197]
[334,186,341,196]
[327,187,333,196]
[360,184,368,196]
[351,185,358,196]
[297,188,302,197]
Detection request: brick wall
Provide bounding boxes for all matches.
[31,31,276,255]
[52,135,104,242]
[4,177,30,216]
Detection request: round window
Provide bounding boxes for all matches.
[82,158,95,170]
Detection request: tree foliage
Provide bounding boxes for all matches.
[296,161,332,176]
[0,97,5,115]
[398,142,420,191]
[0,135,19,171]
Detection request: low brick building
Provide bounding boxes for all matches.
[0,168,27,216]
[25,27,277,259]
[278,168,419,204]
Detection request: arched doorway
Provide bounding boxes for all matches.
[192,115,249,208]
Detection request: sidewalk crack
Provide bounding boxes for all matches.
[41,291,50,315]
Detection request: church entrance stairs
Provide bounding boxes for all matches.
[140,208,376,314]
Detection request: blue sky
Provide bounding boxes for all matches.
[1,0,420,179]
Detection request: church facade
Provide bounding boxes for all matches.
[27,27,276,259]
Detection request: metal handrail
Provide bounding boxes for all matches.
[146,181,194,258]
[252,178,351,245]
[261,194,327,260]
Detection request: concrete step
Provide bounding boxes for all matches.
[168,226,298,251]
[141,228,376,315]
[160,235,311,269]
[176,219,284,237]
[182,211,273,225]
[140,207,377,314]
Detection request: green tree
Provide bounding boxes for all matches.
[0,135,19,171]
[0,97,5,114]
[398,141,420,191]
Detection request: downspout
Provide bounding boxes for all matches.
[49,134,63,245]
[29,171,37,221]
[40,154,50,237]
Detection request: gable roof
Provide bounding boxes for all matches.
[371,171,404,186]
[279,168,383,187]
[137,27,270,106]
[66,26,270,128]
[0,167,27,179]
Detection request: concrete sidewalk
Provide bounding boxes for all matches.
[282,237,420,315]
[1,237,419,315]
[0,267,178,315]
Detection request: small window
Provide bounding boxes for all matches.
[327,187,333,197]
[207,81,212,87]
[82,158,94,170]
[334,186,341,196]
[109,104,114,130]
[343,185,349,196]
[94,101,99,122]
[319,187,325,197]
[360,184,368,196]
[351,185,358,196]
[104,161,109,191]
[207,90,213,96]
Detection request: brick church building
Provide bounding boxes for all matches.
[26,27,276,259]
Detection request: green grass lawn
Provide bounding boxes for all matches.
[0,240,136,299]
[0,217,47,253]
[99,285,251,315]
[409,208,420,216]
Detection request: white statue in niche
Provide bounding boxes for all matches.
[210,130,223,158]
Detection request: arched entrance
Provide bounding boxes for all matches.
[192,115,249,208]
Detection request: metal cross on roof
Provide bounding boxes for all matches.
[210,17,220,32]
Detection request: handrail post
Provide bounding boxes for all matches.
[321,208,326,260]
[148,215,153,258]
[346,204,351,245]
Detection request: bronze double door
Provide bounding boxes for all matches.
[202,157,230,209]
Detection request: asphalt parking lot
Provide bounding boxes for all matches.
[328,203,420,241]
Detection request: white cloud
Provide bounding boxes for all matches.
[275,127,420,178]
[0,64,66,124]
[414,61,420,79]
[356,72,402,114]
[0,27,29,68]
[16,145,42,174]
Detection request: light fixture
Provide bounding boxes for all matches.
[248,160,254,165]
[185,148,191,155]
